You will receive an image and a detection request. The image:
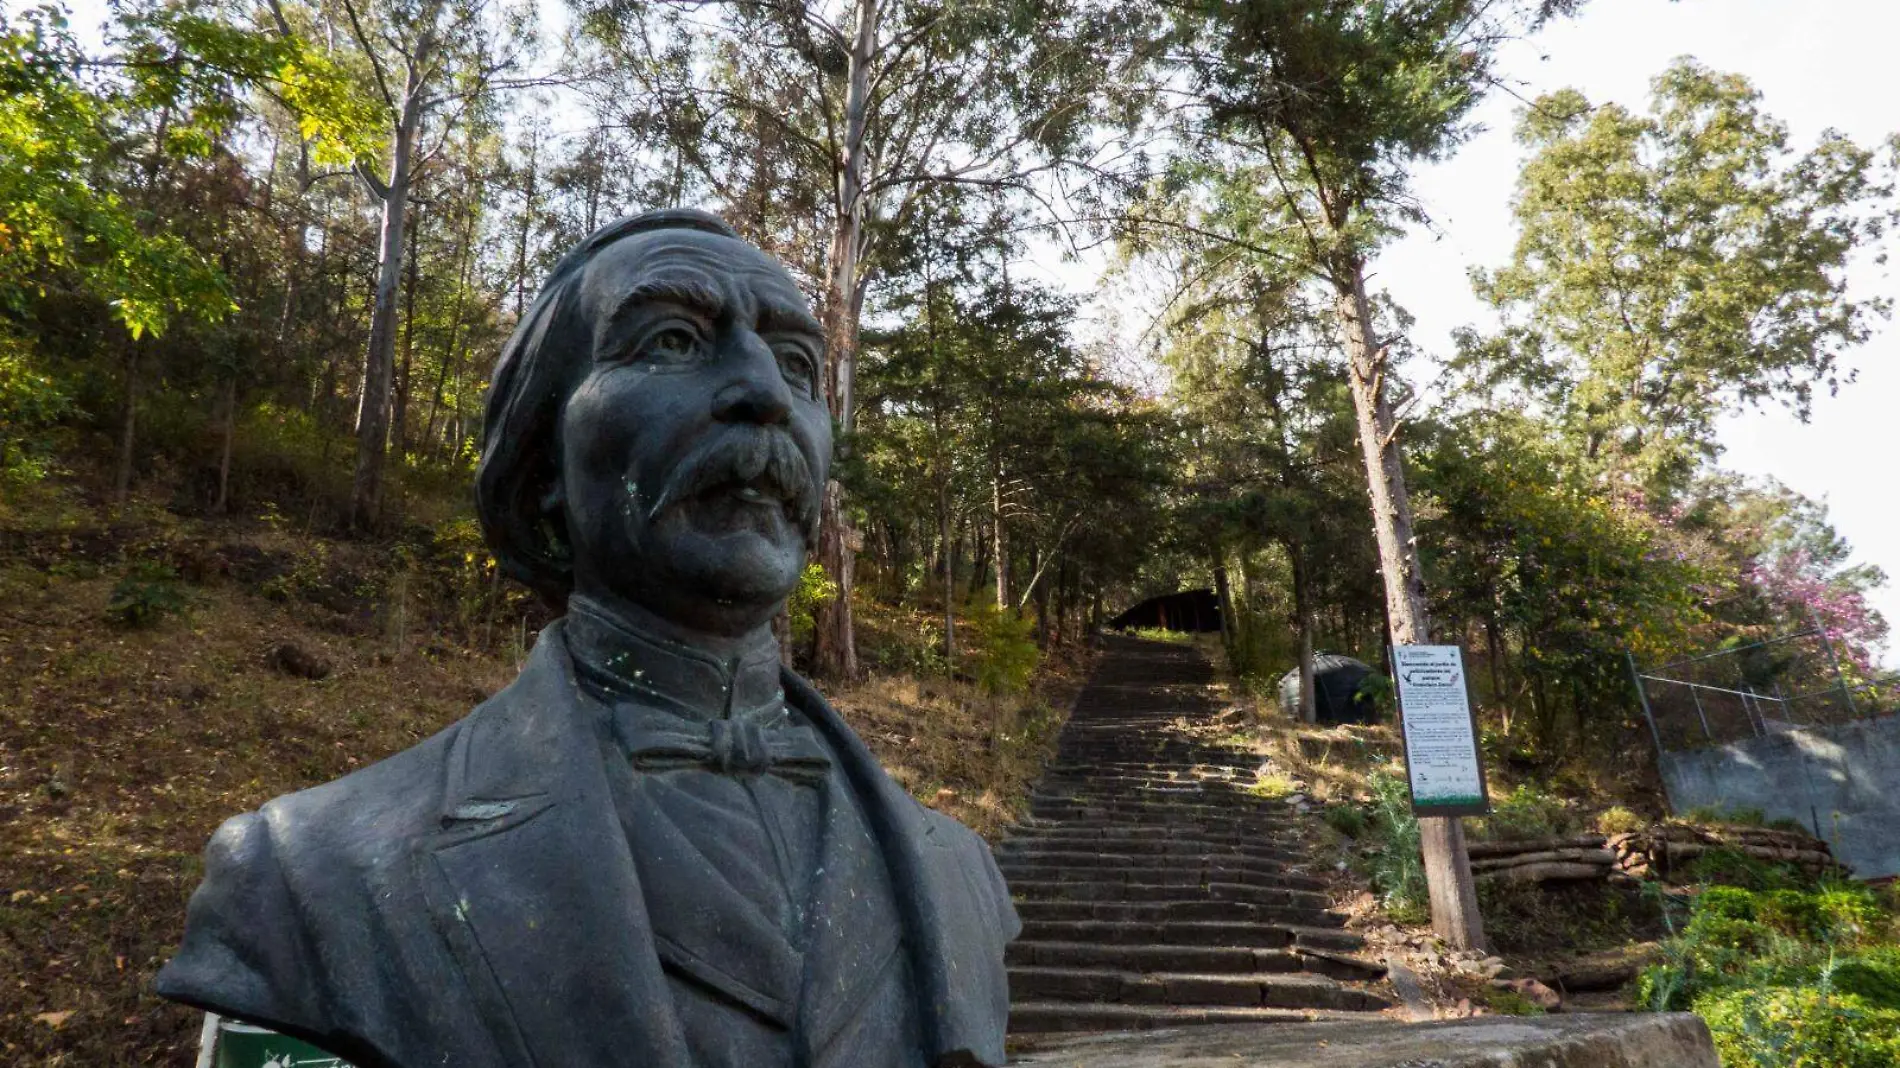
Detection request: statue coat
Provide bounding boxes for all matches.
[156,623,1019,1068]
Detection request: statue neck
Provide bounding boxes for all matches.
[563,594,783,721]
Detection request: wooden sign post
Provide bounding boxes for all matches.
[1392,644,1489,950]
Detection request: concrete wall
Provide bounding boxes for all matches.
[1658,713,1900,878]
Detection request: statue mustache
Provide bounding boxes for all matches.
[645,429,820,545]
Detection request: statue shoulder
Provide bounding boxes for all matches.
[155,721,467,1026]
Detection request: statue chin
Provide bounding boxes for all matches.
[634,513,805,628]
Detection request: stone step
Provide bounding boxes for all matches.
[1017,918,1363,952]
[1005,879,1333,911]
[996,848,1306,874]
[998,839,1305,866]
[1001,827,1304,852]
[1000,863,1328,895]
[1013,898,1342,927]
[1007,1000,1363,1035]
[1009,940,1293,974]
[1007,966,1390,1012]
[1027,793,1289,816]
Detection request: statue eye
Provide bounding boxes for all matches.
[640,326,702,364]
[773,341,819,397]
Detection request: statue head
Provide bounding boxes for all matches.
[477,209,831,638]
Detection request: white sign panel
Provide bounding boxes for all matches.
[1393,645,1489,816]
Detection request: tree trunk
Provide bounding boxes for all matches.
[213,374,238,515]
[991,474,1008,610]
[113,346,140,505]
[515,127,538,319]
[350,49,429,531]
[1290,544,1318,724]
[967,523,991,604]
[940,477,956,671]
[1212,550,1234,649]
[393,209,422,465]
[1333,255,1486,951]
[811,0,879,679]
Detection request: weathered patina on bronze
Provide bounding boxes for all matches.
[157,209,1020,1068]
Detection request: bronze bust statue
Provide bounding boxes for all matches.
[156,209,1020,1068]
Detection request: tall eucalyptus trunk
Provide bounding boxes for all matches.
[349,19,436,530]
[1333,254,1485,951]
[812,0,879,679]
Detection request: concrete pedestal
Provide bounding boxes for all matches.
[1010,1013,1718,1067]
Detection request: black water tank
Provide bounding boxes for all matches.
[1277,653,1381,724]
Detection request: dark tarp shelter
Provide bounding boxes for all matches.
[1108,589,1221,633]
[1277,653,1383,725]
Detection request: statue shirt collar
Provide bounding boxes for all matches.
[563,594,784,721]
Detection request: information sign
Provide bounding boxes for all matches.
[1392,644,1489,817]
[197,1014,354,1068]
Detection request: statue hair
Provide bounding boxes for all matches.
[475,208,743,611]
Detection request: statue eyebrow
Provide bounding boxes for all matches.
[608,277,727,325]
[755,296,824,338]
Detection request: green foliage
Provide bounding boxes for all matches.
[1360,770,1429,924]
[1416,411,1710,747]
[1462,59,1896,493]
[966,601,1039,698]
[0,335,71,483]
[787,563,839,644]
[1596,805,1646,836]
[1639,878,1900,1067]
[1321,802,1369,839]
[1472,783,1577,842]
[1480,986,1548,1016]
[1697,984,1900,1068]
[1683,805,1810,836]
[1126,626,1193,644]
[106,562,189,627]
[0,4,235,338]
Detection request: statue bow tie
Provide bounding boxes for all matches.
[624,718,831,784]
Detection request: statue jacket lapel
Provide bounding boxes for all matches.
[421,622,691,1068]
[784,671,1020,1068]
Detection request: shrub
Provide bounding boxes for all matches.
[967,600,1039,698]
[1596,805,1646,835]
[1322,803,1370,839]
[786,562,838,644]
[106,562,189,627]
[1361,770,1428,925]
[1639,876,1900,1067]
[1697,986,1900,1068]
[1474,783,1575,841]
[0,335,73,485]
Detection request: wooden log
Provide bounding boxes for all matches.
[1476,861,1610,884]
[1471,848,1618,871]
[1466,834,1608,859]
[1659,840,1834,866]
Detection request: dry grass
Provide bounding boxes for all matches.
[830,660,1084,840]
[0,505,1079,1065]
[0,552,514,1065]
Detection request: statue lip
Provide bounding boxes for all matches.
[693,476,801,522]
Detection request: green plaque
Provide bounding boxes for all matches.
[201,1015,354,1068]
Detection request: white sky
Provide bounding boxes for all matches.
[1374,0,1900,665]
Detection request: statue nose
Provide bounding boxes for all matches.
[713,360,793,426]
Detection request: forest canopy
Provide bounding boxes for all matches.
[1,0,1894,761]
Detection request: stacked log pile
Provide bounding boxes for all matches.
[1609,824,1842,881]
[1468,823,1842,886]
[1469,834,1615,885]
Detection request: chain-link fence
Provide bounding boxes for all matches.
[1629,623,1900,754]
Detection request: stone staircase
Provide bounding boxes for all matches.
[1002,636,1391,1035]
